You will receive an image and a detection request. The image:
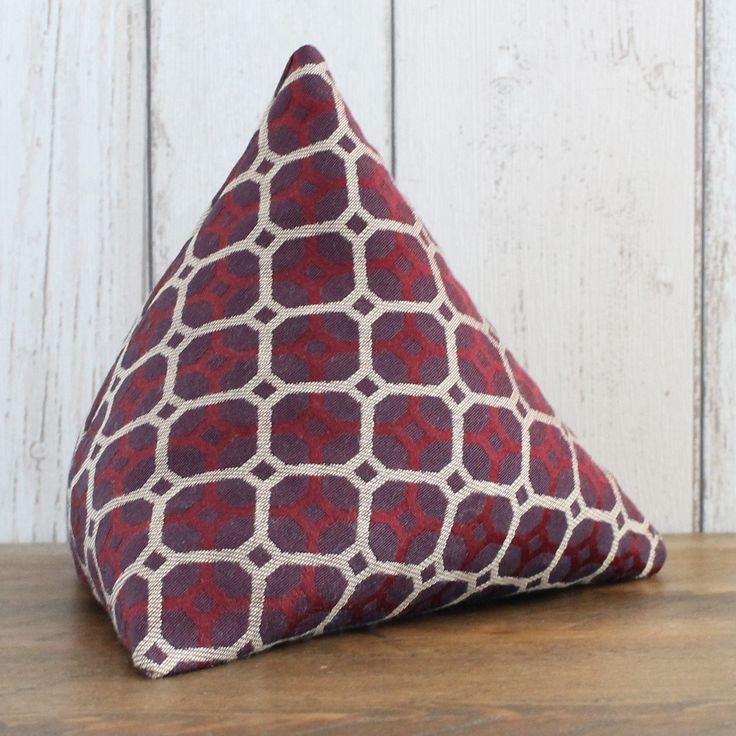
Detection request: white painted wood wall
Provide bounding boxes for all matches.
[2,0,732,541]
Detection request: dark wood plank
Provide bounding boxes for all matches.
[1,535,734,735]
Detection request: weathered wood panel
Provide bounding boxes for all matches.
[1,1,719,540]
[394,0,699,532]
[148,0,393,281]
[0,0,148,541]
[703,0,736,531]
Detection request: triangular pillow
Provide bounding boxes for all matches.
[68,45,666,677]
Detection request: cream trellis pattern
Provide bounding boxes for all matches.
[68,46,665,677]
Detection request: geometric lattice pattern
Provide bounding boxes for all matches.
[68,46,666,677]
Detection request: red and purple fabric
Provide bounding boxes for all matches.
[68,45,666,677]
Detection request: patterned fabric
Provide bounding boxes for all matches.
[68,45,666,678]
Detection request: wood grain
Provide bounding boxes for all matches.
[0,1,148,542]
[0,535,733,735]
[148,0,393,281]
[393,0,700,532]
[703,0,736,531]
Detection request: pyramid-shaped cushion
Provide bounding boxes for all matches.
[68,45,666,677]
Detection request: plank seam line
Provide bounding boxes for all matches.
[390,0,396,179]
[698,0,707,533]
[145,0,154,293]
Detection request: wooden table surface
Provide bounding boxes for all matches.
[1,535,734,735]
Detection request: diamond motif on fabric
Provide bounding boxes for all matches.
[255,229,275,247]
[346,214,367,233]
[349,552,368,573]
[249,546,272,567]
[352,296,374,315]
[355,461,378,482]
[252,461,276,480]
[254,381,277,399]
[339,134,356,152]
[257,159,274,175]
[255,306,276,323]
[447,472,465,493]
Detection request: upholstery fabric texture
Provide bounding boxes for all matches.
[68,45,666,678]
